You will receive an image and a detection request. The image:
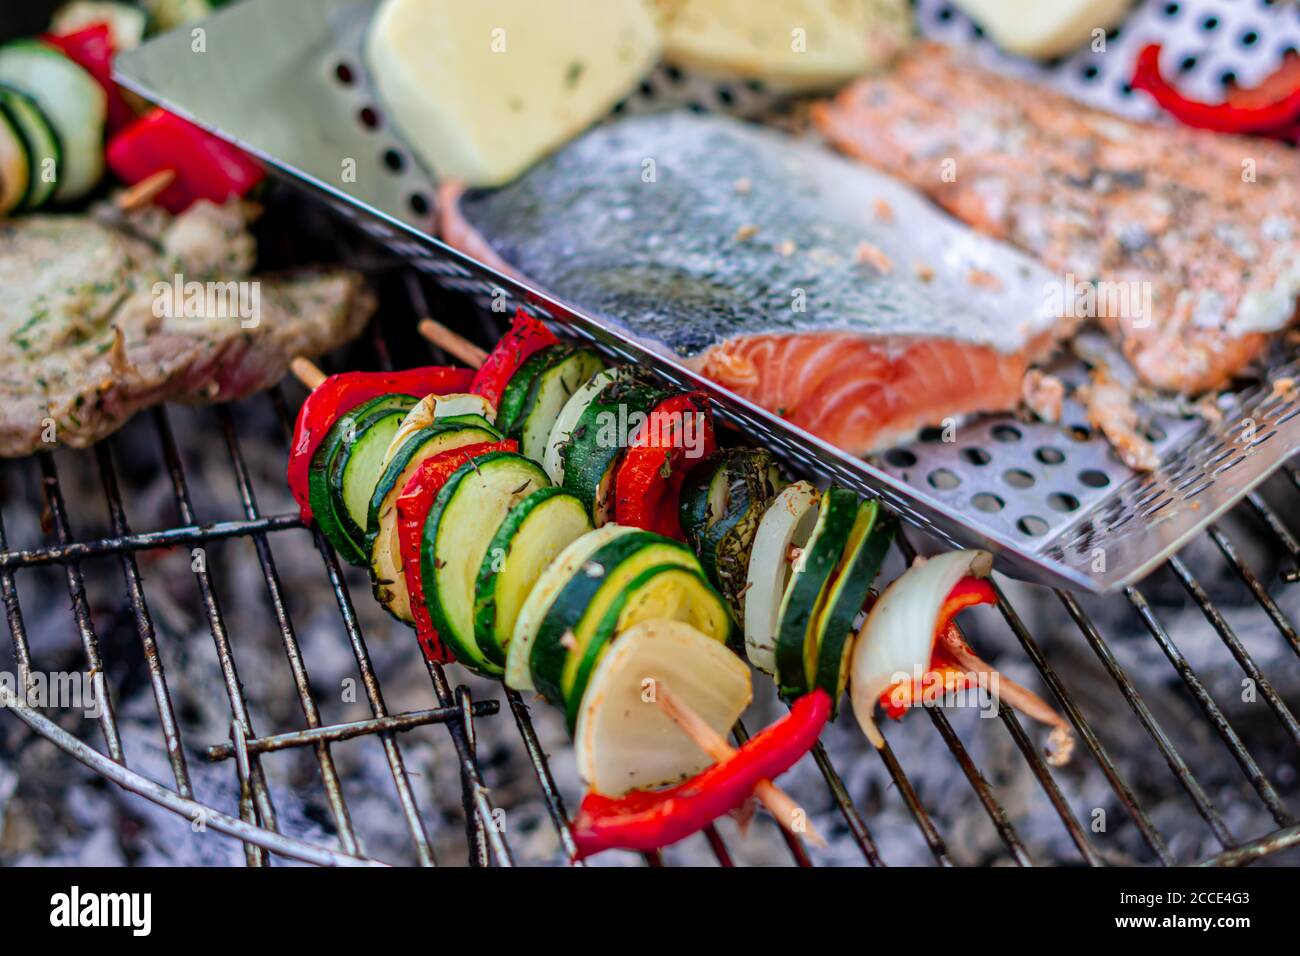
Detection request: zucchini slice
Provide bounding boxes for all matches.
[529,529,700,707]
[574,618,752,796]
[508,346,606,463]
[496,344,561,438]
[743,481,820,676]
[680,448,786,615]
[560,374,668,525]
[811,500,897,708]
[335,406,410,545]
[366,420,502,619]
[307,394,416,564]
[565,563,732,732]
[0,96,28,215]
[773,486,859,698]
[504,524,639,691]
[543,366,626,484]
[422,451,550,674]
[0,41,106,203]
[472,486,592,668]
[0,86,58,210]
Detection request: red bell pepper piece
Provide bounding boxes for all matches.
[879,575,996,719]
[1131,43,1300,136]
[469,309,558,408]
[106,108,266,214]
[395,440,517,664]
[614,392,716,540]
[570,688,831,859]
[42,25,137,134]
[286,366,475,522]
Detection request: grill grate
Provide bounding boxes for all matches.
[1,238,1299,867]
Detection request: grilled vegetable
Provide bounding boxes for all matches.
[543,365,625,484]
[810,499,896,708]
[389,439,517,639]
[107,108,265,214]
[379,391,496,474]
[572,683,830,857]
[565,562,732,732]
[308,394,417,563]
[287,366,474,521]
[42,21,135,134]
[0,39,106,203]
[504,524,637,692]
[51,3,148,50]
[560,373,669,525]
[472,486,592,668]
[528,529,701,707]
[334,402,412,545]
[0,96,30,215]
[773,486,858,698]
[470,309,558,408]
[743,481,820,676]
[422,451,550,675]
[0,86,57,211]
[572,618,752,797]
[363,419,502,572]
[498,345,606,462]
[613,391,715,540]
[680,448,785,614]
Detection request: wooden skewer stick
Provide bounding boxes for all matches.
[656,682,826,849]
[290,356,327,391]
[115,168,177,213]
[418,318,487,368]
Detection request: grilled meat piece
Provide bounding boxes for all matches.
[0,201,374,457]
[814,43,1300,395]
[442,111,1066,455]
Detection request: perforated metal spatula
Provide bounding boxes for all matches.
[114,0,1300,594]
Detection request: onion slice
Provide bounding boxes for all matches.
[380,392,497,472]
[850,549,993,748]
[743,481,820,675]
[850,548,1075,765]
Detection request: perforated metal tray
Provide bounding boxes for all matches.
[113,0,1300,594]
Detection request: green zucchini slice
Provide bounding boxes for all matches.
[565,562,732,731]
[422,451,550,674]
[773,486,859,698]
[472,486,592,668]
[810,500,897,709]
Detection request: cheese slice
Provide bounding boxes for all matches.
[651,0,912,92]
[951,0,1131,60]
[366,0,662,187]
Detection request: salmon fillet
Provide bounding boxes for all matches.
[442,111,1067,455]
[814,43,1300,394]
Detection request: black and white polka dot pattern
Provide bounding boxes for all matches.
[917,0,1300,120]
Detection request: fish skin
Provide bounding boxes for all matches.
[814,43,1300,395]
[451,112,1065,453]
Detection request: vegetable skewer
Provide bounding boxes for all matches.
[289,348,820,849]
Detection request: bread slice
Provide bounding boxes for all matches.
[652,0,912,92]
[367,0,661,187]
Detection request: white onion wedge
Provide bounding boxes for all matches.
[743,481,820,675]
[504,524,637,691]
[380,392,497,472]
[850,549,992,748]
[575,618,752,796]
